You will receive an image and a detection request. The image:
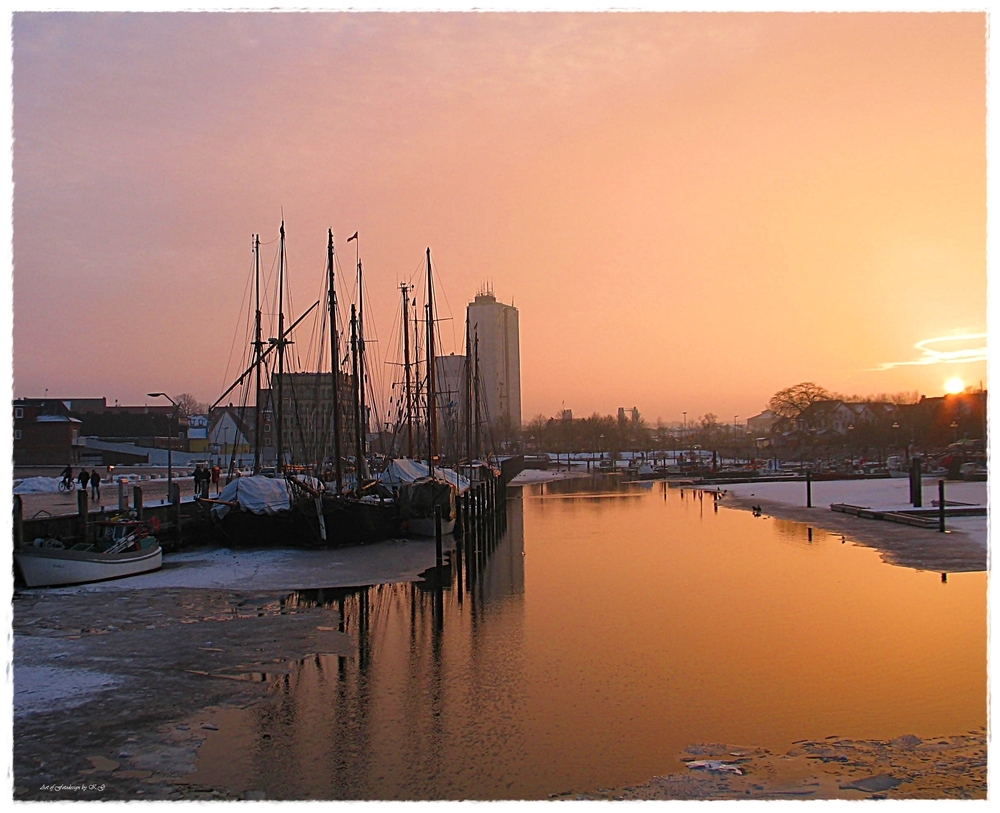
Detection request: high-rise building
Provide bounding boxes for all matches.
[466,288,521,433]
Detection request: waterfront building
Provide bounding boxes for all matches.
[269,372,358,466]
[466,287,521,437]
[12,399,85,466]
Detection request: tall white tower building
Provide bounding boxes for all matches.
[466,287,521,433]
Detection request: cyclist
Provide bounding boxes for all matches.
[60,464,73,490]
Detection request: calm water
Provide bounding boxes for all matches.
[190,477,986,799]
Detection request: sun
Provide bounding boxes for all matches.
[944,377,965,395]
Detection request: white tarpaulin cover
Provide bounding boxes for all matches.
[211,475,293,519]
[378,459,470,493]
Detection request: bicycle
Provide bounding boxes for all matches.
[57,478,76,492]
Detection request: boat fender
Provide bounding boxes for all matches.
[148,517,160,533]
[43,539,65,549]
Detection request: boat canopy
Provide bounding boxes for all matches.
[211,475,294,519]
[379,458,470,493]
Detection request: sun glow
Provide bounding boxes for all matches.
[944,377,965,395]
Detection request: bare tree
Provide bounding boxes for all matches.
[768,382,832,420]
[172,393,208,417]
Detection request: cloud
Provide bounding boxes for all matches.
[875,333,987,370]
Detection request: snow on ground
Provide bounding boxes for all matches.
[27,537,450,594]
[13,477,65,494]
[14,664,123,717]
[720,478,987,549]
[509,468,592,484]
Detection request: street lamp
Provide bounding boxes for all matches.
[950,420,959,444]
[148,392,178,504]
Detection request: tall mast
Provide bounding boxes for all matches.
[328,229,343,493]
[425,248,437,477]
[401,282,414,459]
[465,314,472,468]
[474,329,481,460]
[350,304,368,493]
[355,239,368,468]
[275,220,286,473]
[253,234,262,474]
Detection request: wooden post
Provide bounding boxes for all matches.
[939,479,946,533]
[170,482,182,540]
[806,470,812,508]
[13,494,24,551]
[454,492,464,539]
[434,505,443,569]
[118,477,128,511]
[133,486,144,521]
[77,489,89,541]
[912,458,923,508]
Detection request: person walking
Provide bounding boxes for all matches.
[77,469,90,492]
[90,469,101,501]
[211,464,221,496]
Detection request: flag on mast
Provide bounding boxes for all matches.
[347,231,358,241]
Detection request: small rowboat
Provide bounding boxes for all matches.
[14,518,162,588]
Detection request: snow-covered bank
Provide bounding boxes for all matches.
[25,538,449,594]
[508,469,592,484]
[715,478,987,572]
[12,477,65,494]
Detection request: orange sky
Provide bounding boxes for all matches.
[10,11,987,424]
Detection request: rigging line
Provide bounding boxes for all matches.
[220,250,258,395]
[430,256,460,356]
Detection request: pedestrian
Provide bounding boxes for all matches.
[77,469,90,491]
[90,470,101,501]
[211,464,221,496]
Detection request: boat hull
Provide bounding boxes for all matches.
[216,496,401,548]
[404,515,456,538]
[15,545,162,588]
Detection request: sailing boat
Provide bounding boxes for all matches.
[382,247,463,537]
[207,223,400,547]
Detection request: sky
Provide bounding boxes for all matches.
[8,7,988,426]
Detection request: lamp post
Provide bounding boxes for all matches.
[950,420,959,444]
[148,392,178,503]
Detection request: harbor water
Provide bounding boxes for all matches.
[187,476,986,799]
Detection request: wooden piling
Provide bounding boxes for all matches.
[806,471,812,508]
[170,482,182,539]
[133,486,144,520]
[13,494,24,551]
[434,505,443,568]
[939,480,946,533]
[118,477,129,511]
[911,457,923,508]
[77,489,89,540]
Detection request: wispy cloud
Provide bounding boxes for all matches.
[875,333,987,370]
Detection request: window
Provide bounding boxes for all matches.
[14,429,21,440]
[14,407,23,419]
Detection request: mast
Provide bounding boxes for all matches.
[465,314,472,470]
[425,248,437,477]
[401,282,414,459]
[353,237,368,469]
[328,229,343,493]
[275,221,286,473]
[253,234,262,474]
[350,304,367,493]
[474,329,481,461]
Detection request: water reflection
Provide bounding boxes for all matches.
[191,481,985,800]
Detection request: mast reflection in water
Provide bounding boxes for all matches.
[191,477,985,800]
